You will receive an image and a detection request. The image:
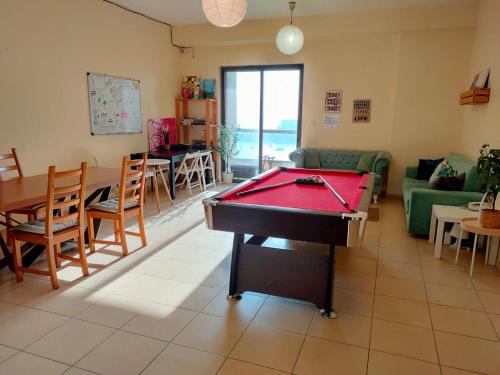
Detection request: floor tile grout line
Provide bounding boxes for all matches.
[416,238,443,375]
[466,256,500,343]
[366,210,382,375]
[138,286,213,374]
[215,294,270,374]
[289,298,316,373]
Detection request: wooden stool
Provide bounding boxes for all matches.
[146,159,173,212]
[455,217,500,277]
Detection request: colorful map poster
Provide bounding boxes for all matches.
[88,73,142,135]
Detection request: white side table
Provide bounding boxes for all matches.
[429,204,499,265]
[429,205,477,259]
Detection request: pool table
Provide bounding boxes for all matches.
[203,167,374,318]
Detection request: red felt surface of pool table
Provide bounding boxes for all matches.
[217,168,369,213]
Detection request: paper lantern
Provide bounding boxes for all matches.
[202,0,247,28]
[275,2,304,55]
[276,24,304,55]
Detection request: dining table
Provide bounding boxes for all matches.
[0,167,122,271]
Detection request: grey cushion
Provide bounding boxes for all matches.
[89,198,138,213]
[13,219,77,234]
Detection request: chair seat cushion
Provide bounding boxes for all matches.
[13,219,76,234]
[88,198,138,213]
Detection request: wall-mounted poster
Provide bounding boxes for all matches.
[88,73,142,135]
[352,99,371,123]
[325,89,342,113]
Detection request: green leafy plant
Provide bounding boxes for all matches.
[216,125,239,174]
[477,144,500,211]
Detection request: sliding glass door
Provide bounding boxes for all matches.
[222,64,303,180]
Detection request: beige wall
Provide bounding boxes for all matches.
[461,0,500,159]
[178,4,476,194]
[0,0,180,175]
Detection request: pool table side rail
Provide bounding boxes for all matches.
[203,173,374,247]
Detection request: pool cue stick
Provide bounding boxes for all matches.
[319,175,350,209]
[235,180,296,197]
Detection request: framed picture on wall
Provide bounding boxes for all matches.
[352,99,371,123]
[325,89,342,113]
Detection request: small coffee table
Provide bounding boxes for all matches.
[429,204,499,265]
[429,205,478,259]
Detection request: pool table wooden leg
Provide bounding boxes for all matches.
[321,244,338,319]
[227,233,244,301]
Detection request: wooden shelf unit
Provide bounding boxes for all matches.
[175,98,220,180]
[175,98,218,146]
[459,88,490,105]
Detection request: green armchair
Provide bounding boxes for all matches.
[289,148,391,202]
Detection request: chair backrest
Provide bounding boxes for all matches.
[0,148,23,181]
[199,151,213,168]
[118,154,147,213]
[181,152,201,170]
[45,162,88,236]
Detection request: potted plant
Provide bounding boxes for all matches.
[216,124,239,184]
[477,144,500,228]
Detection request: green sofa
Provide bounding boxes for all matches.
[289,148,391,202]
[403,153,484,236]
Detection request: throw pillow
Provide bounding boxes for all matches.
[431,173,465,191]
[304,150,321,169]
[417,158,444,180]
[357,153,377,172]
[429,160,448,184]
[438,165,458,178]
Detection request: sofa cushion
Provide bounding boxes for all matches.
[304,150,321,169]
[13,219,76,234]
[447,153,484,192]
[89,198,138,213]
[318,150,362,170]
[403,177,430,210]
[417,158,444,180]
[357,153,377,172]
[431,173,465,191]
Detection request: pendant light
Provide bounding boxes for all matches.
[202,0,248,28]
[276,1,304,55]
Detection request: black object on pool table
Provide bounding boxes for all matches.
[235,175,324,198]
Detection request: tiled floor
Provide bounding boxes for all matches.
[0,192,500,374]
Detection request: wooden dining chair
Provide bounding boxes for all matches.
[174,152,203,196]
[87,154,147,256]
[10,163,90,289]
[0,148,45,243]
[199,151,216,191]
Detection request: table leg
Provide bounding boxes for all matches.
[433,220,445,259]
[0,234,14,271]
[429,209,437,243]
[169,159,176,200]
[158,166,173,205]
[227,233,244,301]
[488,237,499,266]
[321,244,338,319]
[151,167,161,213]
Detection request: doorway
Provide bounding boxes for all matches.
[221,64,303,180]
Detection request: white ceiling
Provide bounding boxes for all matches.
[105,0,477,25]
